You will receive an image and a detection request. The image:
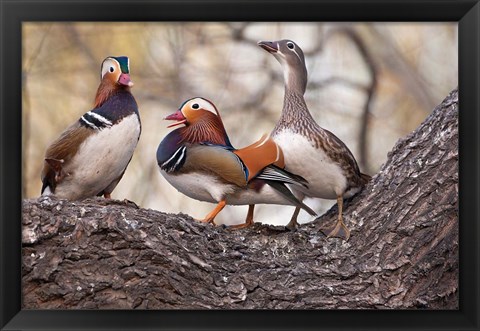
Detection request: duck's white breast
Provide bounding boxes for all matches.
[273,130,347,199]
[56,114,140,200]
[160,170,235,203]
[161,170,298,206]
[227,184,298,206]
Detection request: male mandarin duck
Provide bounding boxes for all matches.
[40,56,141,201]
[258,39,371,240]
[156,97,316,227]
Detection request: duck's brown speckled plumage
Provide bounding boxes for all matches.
[259,39,371,240]
[273,89,369,192]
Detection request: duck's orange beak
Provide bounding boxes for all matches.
[165,110,187,128]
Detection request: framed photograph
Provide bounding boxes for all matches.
[1,1,479,330]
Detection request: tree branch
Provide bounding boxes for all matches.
[22,89,458,309]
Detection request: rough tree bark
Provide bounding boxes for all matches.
[22,89,458,309]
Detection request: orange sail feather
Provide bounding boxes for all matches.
[234,134,285,182]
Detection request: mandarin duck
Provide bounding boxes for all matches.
[156,97,316,227]
[41,56,141,201]
[258,39,371,240]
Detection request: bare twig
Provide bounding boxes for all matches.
[331,27,378,173]
[369,25,436,112]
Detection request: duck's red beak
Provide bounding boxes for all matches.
[165,110,187,128]
[118,73,134,87]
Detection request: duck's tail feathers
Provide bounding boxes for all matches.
[265,180,317,216]
[360,172,372,186]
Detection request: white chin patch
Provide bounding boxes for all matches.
[283,62,291,84]
[273,52,284,60]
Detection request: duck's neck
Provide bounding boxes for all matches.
[272,61,313,133]
[180,113,232,147]
[284,65,307,96]
[273,88,315,134]
[94,81,129,108]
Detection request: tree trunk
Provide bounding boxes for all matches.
[22,89,458,309]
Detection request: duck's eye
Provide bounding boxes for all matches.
[192,103,200,110]
[287,42,294,49]
[109,66,115,73]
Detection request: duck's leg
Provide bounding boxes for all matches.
[286,206,301,230]
[321,196,350,241]
[102,172,124,199]
[229,204,255,229]
[198,200,226,226]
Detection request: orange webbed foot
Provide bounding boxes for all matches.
[195,200,226,226]
[227,204,255,230]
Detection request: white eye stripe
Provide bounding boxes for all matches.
[291,47,303,62]
[285,41,303,62]
[188,97,217,115]
[277,41,303,63]
[101,58,120,79]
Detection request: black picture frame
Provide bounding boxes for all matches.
[1,0,478,330]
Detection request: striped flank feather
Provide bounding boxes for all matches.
[256,165,309,188]
[160,145,187,173]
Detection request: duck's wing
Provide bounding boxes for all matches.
[41,121,94,194]
[256,164,308,188]
[177,144,248,188]
[233,134,285,182]
[264,180,316,216]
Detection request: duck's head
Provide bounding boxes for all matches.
[258,39,307,94]
[100,56,133,87]
[165,97,231,146]
[94,56,134,108]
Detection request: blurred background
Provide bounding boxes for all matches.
[22,22,458,226]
